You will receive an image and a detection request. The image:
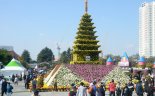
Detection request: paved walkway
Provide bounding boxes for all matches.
[8,81,68,96]
[1,81,154,96]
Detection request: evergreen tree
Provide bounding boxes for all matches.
[60,51,67,63]
[0,49,12,65]
[71,13,101,64]
[37,47,54,63]
[21,50,31,63]
[60,48,71,64]
[66,48,71,62]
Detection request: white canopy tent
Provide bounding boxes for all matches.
[0,58,26,77]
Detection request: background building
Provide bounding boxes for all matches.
[139,1,155,57]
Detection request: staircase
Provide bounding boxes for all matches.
[44,64,61,84]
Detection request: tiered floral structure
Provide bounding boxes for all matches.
[70,13,101,64]
[43,1,118,91]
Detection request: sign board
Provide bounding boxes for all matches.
[86,56,90,61]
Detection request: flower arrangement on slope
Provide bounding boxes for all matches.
[66,64,115,83]
[55,65,83,86]
[103,67,130,86]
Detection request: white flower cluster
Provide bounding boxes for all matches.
[55,65,83,86]
[103,67,130,86]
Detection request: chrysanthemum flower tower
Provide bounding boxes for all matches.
[70,0,101,64]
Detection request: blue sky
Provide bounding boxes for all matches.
[0,0,153,60]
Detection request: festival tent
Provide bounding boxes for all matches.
[0,58,26,76]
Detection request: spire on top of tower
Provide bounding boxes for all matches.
[85,0,88,13]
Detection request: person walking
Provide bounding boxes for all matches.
[69,84,76,96]
[1,79,7,96]
[14,76,18,85]
[136,81,143,96]
[116,82,121,96]
[6,82,13,96]
[76,82,87,96]
[88,81,97,96]
[109,79,116,96]
[122,83,130,96]
[54,79,58,91]
[97,82,105,96]
[32,90,40,96]
[127,80,134,96]
[11,74,15,83]
[147,83,154,96]
[32,78,37,93]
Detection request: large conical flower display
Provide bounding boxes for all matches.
[138,57,145,66]
[45,64,115,86]
[71,13,101,64]
[106,57,113,65]
[118,52,129,67]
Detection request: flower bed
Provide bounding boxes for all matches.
[55,65,83,86]
[103,67,130,86]
[43,64,116,91]
[66,64,115,83]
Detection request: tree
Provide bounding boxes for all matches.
[113,55,121,64]
[104,54,121,65]
[146,56,155,64]
[0,49,12,65]
[129,54,139,67]
[18,56,29,68]
[21,50,31,63]
[66,48,71,62]
[37,47,54,63]
[145,63,153,68]
[59,48,72,64]
[71,13,101,64]
[60,51,67,63]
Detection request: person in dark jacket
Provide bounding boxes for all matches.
[11,74,15,83]
[97,82,105,96]
[68,84,76,96]
[33,90,40,96]
[1,79,7,96]
[136,81,143,96]
[127,80,134,96]
[147,83,154,96]
[122,83,130,96]
[89,81,97,96]
[144,80,149,95]
[116,82,121,96]
[6,82,13,96]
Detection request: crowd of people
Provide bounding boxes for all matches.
[0,76,13,96]
[68,78,154,96]
[0,69,40,96]
[0,69,154,96]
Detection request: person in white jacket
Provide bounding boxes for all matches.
[76,82,87,96]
